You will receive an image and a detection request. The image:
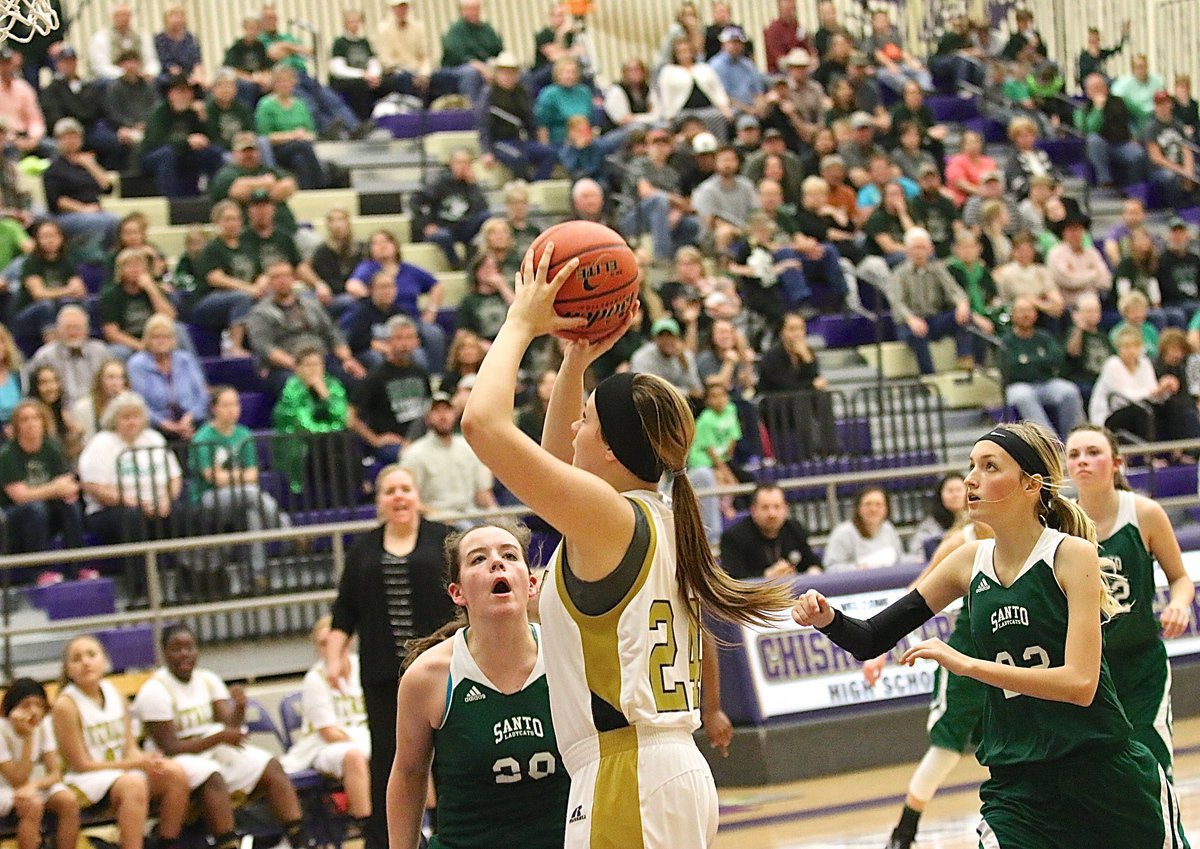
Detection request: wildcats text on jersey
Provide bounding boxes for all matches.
[493,715,546,745]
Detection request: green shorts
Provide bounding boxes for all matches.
[927,623,986,753]
[977,741,1188,849]
[1108,639,1173,778]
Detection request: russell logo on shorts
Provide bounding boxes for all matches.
[569,805,587,824]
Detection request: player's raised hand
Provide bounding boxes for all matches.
[791,590,835,629]
[508,242,587,338]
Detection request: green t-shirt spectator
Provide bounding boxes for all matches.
[0,436,69,508]
[688,403,741,470]
[194,235,261,300]
[999,328,1066,385]
[99,284,156,339]
[1108,320,1159,359]
[255,95,317,136]
[0,219,28,269]
[190,421,259,501]
[223,38,270,74]
[1063,328,1113,385]
[15,252,77,313]
[205,97,256,150]
[440,19,503,67]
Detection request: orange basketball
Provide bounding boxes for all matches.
[529,221,639,342]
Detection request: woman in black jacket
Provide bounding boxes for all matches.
[324,465,456,849]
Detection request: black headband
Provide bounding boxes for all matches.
[595,372,664,483]
[976,428,1051,481]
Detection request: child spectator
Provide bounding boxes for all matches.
[688,378,743,537]
[1109,290,1160,359]
[946,232,1003,336]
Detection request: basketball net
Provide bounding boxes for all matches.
[0,0,59,43]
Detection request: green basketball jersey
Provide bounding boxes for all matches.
[968,528,1131,767]
[1098,490,1161,657]
[430,624,568,849]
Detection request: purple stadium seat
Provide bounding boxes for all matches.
[79,262,106,294]
[1036,137,1085,166]
[927,95,980,123]
[1150,464,1198,498]
[201,356,263,392]
[1178,206,1200,226]
[1174,523,1200,552]
[239,392,271,429]
[375,109,475,139]
[962,116,1006,143]
[27,578,116,620]
[1122,181,1153,208]
[96,624,156,670]
[186,324,222,357]
[437,306,457,340]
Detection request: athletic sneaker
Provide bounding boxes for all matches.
[35,571,64,587]
[885,830,914,849]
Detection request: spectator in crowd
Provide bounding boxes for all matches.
[697,316,755,393]
[1001,8,1046,64]
[603,57,657,130]
[440,0,504,105]
[326,464,455,849]
[1089,325,1183,444]
[1047,211,1112,308]
[1063,292,1112,400]
[978,199,1014,268]
[254,65,324,190]
[0,48,48,160]
[656,1,704,69]
[1075,72,1148,188]
[838,112,887,189]
[1111,53,1164,131]
[478,52,557,183]
[1154,328,1200,459]
[52,638,189,849]
[400,393,495,518]
[258,5,363,139]
[141,75,223,199]
[210,132,298,235]
[411,149,490,270]
[845,52,890,130]
[709,26,762,116]
[246,260,365,397]
[189,201,259,357]
[203,70,257,154]
[931,14,986,90]
[27,305,108,408]
[105,212,168,287]
[515,366,554,442]
[907,473,966,558]
[501,180,541,255]
[341,271,413,369]
[222,16,273,106]
[994,231,1065,319]
[0,399,82,557]
[620,125,701,263]
[350,316,431,463]
[812,0,847,60]
[688,377,743,541]
[1078,22,1130,85]
[629,316,703,401]
[944,129,995,207]
[281,616,371,821]
[813,31,851,90]
[1144,89,1197,208]
[533,3,587,90]
[692,145,757,237]
[999,296,1084,437]
[12,220,85,349]
[78,391,185,598]
[440,330,484,394]
[658,36,732,140]
[154,5,206,92]
[1174,74,1199,138]
[720,484,818,579]
[99,50,157,171]
[344,229,446,369]
[887,227,974,375]
[763,0,811,73]
[1101,197,1149,267]
[823,486,903,572]
[457,255,513,343]
[910,164,960,258]
[190,386,287,579]
[861,8,932,93]
[961,171,1026,234]
[100,248,178,361]
[1003,115,1061,200]
[1109,290,1159,359]
[862,181,914,267]
[329,9,386,122]
[272,345,351,498]
[310,208,368,309]
[39,47,114,168]
[71,359,129,446]
[947,231,1001,338]
[1161,218,1200,323]
[569,176,612,227]
[534,56,597,147]
[42,118,118,253]
[1114,230,1166,320]
[375,0,452,102]
[27,365,82,456]
[765,49,822,148]
[88,2,159,81]
[891,121,938,184]
[755,310,837,454]
[744,127,805,201]
[127,314,207,441]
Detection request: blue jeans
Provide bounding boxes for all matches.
[896,310,973,375]
[1085,134,1148,186]
[687,466,722,545]
[1005,379,1084,437]
[297,73,360,132]
[271,140,324,189]
[188,290,255,330]
[56,210,120,249]
[140,144,225,198]
[4,499,84,554]
[13,298,77,342]
[775,243,850,308]
[443,64,486,104]
[876,64,934,94]
[424,210,493,268]
[492,139,559,181]
[385,69,461,103]
[930,54,984,90]
[620,194,701,262]
[1150,167,1198,209]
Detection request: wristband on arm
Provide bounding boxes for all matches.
[816,589,935,662]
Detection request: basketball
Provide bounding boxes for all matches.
[529,221,639,342]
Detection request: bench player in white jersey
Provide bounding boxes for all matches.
[0,678,80,849]
[51,636,191,849]
[282,616,371,826]
[461,245,792,848]
[132,625,314,849]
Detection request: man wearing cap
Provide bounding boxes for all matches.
[100,50,156,170]
[1046,211,1112,308]
[42,118,119,250]
[475,51,557,181]
[88,2,160,81]
[838,112,886,188]
[0,47,49,158]
[859,8,932,94]
[39,47,115,166]
[620,126,701,264]
[241,193,329,305]
[732,113,762,157]
[1157,219,1200,326]
[677,131,718,196]
[846,52,889,129]
[210,131,299,235]
[763,0,812,74]
[709,27,764,115]
[400,392,496,520]
[140,74,223,199]
[630,317,704,400]
[775,48,823,143]
[962,170,1023,235]
[440,0,504,106]
[1143,89,1198,207]
[910,164,961,258]
[887,227,975,375]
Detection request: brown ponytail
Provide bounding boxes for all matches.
[633,374,794,630]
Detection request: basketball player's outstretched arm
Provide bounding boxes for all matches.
[462,244,640,578]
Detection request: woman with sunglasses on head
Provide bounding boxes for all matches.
[794,422,1188,848]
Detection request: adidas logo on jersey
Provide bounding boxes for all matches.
[975,578,991,593]
[569,805,586,824]
[464,686,487,703]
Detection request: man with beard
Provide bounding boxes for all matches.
[349,316,432,463]
[398,392,495,519]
